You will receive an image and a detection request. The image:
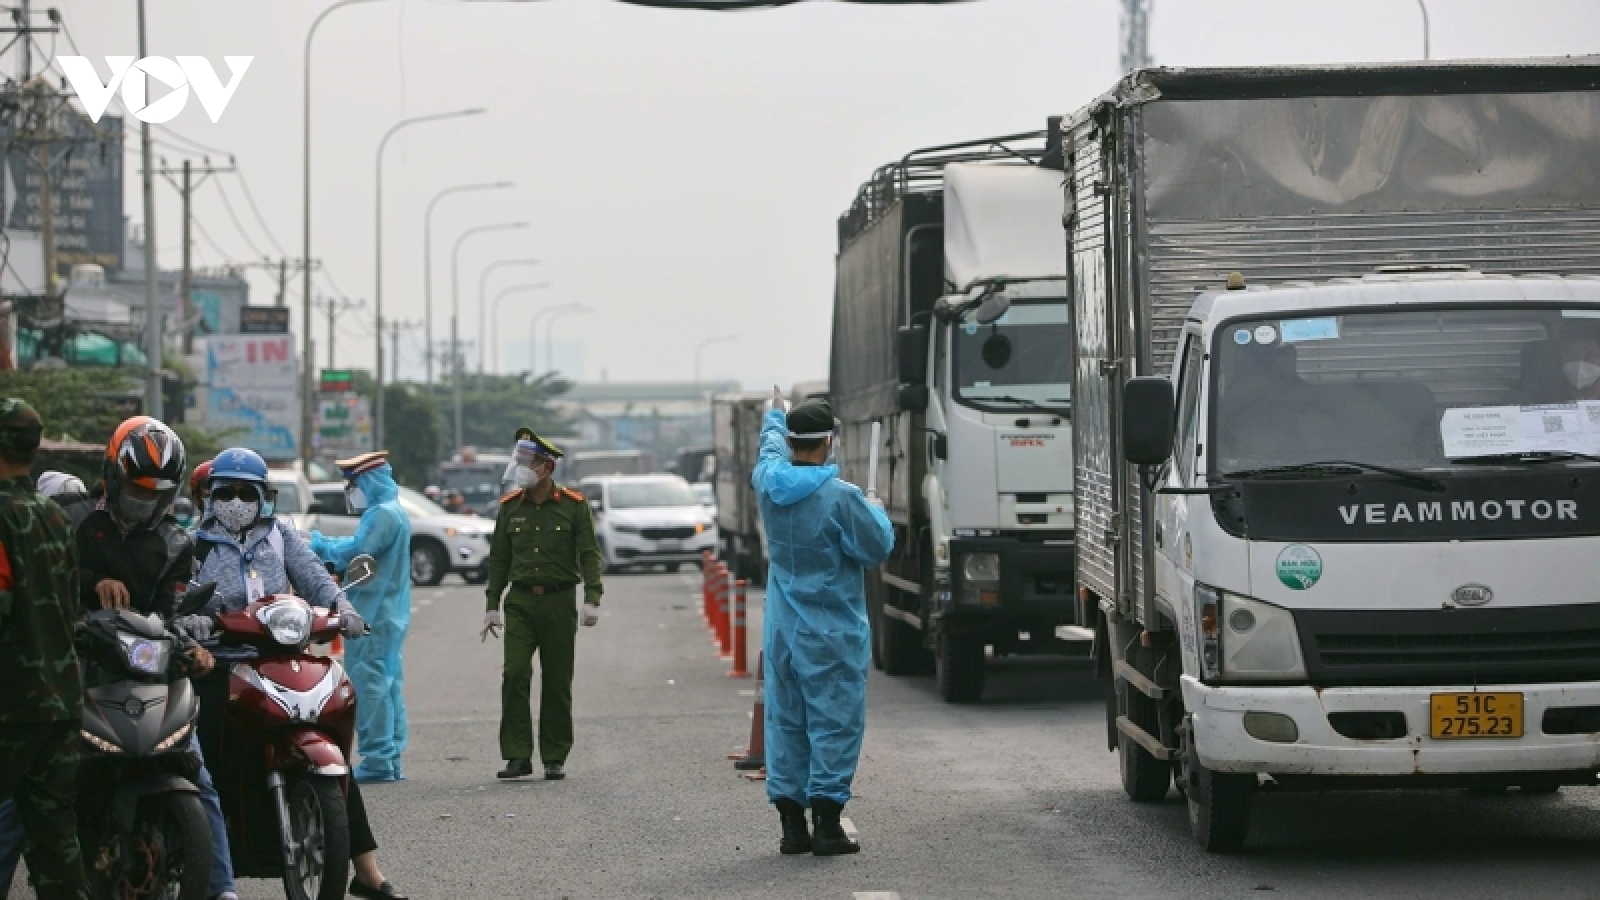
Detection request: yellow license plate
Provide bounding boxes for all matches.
[1429,692,1523,739]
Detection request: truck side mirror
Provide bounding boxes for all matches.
[899,383,929,413]
[1122,376,1176,466]
[897,324,929,385]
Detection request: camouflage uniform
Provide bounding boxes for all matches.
[0,399,88,900]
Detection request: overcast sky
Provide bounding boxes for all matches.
[50,0,1600,388]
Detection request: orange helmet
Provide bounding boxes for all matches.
[104,416,186,528]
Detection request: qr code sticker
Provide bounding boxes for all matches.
[1543,415,1566,434]
[1587,406,1600,426]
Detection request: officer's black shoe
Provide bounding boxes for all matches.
[349,877,409,899]
[775,798,812,855]
[808,798,859,856]
[544,762,566,780]
[497,758,533,779]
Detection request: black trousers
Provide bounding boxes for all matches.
[347,780,377,857]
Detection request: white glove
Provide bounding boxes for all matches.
[580,603,600,627]
[335,602,366,639]
[174,614,213,642]
[481,609,503,641]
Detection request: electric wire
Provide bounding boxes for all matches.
[210,177,266,259]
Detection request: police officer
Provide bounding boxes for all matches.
[0,399,89,899]
[482,433,602,781]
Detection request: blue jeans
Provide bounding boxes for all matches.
[190,734,236,897]
[0,798,22,899]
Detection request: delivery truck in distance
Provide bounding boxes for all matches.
[833,131,1082,703]
[1067,60,1600,852]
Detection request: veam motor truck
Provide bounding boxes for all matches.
[832,131,1080,702]
[1066,60,1600,851]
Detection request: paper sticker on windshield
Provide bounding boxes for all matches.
[963,323,979,335]
[1233,329,1251,345]
[1275,544,1323,590]
[1253,325,1278,345]
[1280,317,1340,343]
[1440,403,1600,458]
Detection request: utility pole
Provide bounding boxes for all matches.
[152,157,235,353]
[1121,0,1153,72]
[387,319,421,384]
[138,0,162,418]
[244,257,320,309]
[311,295,364,369]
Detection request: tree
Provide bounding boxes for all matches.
[0,367,135,445]
[428,372,572,452]
[380,383,445,488]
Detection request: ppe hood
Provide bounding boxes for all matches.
[760,463,837,508]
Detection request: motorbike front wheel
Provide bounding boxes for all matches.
[281,776,351,900]
[84,792,211,900]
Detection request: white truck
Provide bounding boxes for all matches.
[833,132,1081,702]
[1069,60,1600,851]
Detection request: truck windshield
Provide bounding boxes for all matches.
[1211,306,1600,474]
[953,300,1072,413]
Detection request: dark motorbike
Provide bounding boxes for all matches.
[203,555,375,900]
[75,582,218,900]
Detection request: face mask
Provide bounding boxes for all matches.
[514,465,543,488]
[1564,360,1600,390]
[112,494,158,528]
[346,486,368,513]
[214,498,260,534]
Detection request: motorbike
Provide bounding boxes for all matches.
[202,554,376,900]
[75,582,218,900]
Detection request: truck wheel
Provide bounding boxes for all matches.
[935,632,985,702]
[1115,676,1171,802]
[1182,722,1252,853]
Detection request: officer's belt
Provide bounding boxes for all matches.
[510,581,578,595]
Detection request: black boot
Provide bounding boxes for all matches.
[497,758,533,779]
[809,798,859,856]
[775,798,812,855]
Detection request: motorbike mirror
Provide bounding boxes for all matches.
[176,582,216,617]
[344,554,378,590]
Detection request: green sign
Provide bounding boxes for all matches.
[1275,544,1323,591]
[319,370,354,393]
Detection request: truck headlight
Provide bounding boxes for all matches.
[1195,583,1306,681]
[962,552,1000,583]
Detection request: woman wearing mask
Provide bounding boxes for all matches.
[191,448,408,900]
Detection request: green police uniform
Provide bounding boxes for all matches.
[486,480,604,764]
[0,399,89,899]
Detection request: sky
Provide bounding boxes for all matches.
[48,0,1600,389]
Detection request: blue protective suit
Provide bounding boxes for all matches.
[309,464,413,781]
[754,408,895,807]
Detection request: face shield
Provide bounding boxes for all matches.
[511,441,555,488]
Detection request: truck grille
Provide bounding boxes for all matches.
[1295,606,1600,687]
[641,526,697,541]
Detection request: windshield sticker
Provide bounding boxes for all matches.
[1280,317,1340,343]
[1440,402,1600,458]
[1252,325,1278,345]
[1233,328,1252,345]
[963,323,979,335]
[1275,544,1323,590]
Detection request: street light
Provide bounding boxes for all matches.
[304,0,390,464]
[451,221,528,451]
[477,258,541,373]
[694,334,736,387]
[491,282,551,373]
[545,306,591,381]
[527,302,584,375]
[1416,0,1431,60]
[424,180,511,383]
[374,107,484,447]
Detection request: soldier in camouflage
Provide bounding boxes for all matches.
[0,399,89,899]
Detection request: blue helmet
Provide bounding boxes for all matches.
[208,447,268,486]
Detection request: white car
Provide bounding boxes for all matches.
[307,482,494,587]
[582,474,718,573]
[267,470,317,535]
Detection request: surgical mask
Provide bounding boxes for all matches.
[214,498,260,534]
[112,493,158,528]
[513,465,542,487]
[346,485,368,512]
[1564,360,1600,390]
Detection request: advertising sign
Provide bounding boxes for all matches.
[200,335,299,460]
[314,392,372,459]
[0,110,124,273]
[240,306,290,333]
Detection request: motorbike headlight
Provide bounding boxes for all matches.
[257,599,313,647]
[1195,584,1306,681]
[117,633,171,676]
[962,552,1000,583]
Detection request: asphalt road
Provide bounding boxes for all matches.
[15,570,1600,898]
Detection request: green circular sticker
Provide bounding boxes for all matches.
[1275,544,1323,590]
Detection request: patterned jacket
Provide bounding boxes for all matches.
[193,515,343,613]
[0,475,82,723]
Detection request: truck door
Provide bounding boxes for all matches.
[1155,330,1205,636]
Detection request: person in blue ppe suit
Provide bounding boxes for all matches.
[754,394,894,857]
[308,451,413,785]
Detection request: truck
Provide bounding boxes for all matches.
[713,391,772,583]
[832,132,1081,703]
[1067,60,1600,852]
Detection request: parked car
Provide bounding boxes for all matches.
[308,482,494,586]
[690,482,715,511]
[581,474,717,574]
[267,469,317,536]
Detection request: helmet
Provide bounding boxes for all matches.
[423,485,441,500]
[37,471,87,499]
[189,459,212,497]
[104,416,186,529]
[208,447,268,486]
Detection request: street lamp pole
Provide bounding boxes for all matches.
[545,306,591,381]
[527,302,582,376]
[451,222,527,451]
[1416,0,1431,60]
[476,258,540,374]
[491,282,550,374]
[374,108,483,448]
[693,334,736,387]
[304,0,388,464]
[423,180,511,384]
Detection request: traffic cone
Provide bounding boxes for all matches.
[735,651,766,773]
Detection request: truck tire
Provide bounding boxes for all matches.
[935,632,985,702]
[1115,675,1171,802]
[1182,718,1252,852]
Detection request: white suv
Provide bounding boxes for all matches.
[308,483,494,586]
[582,475,717,574]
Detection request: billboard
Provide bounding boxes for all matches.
[0,109,124,274]
[313,392,372,460]
[200,335,299,461]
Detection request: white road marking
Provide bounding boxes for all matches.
[738,689,756,696]
[840,816,858,837]
[852,893,899,900]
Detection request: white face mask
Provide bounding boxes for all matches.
[214,498,260,534]
[513,465,542,488]
[1564,360,1600,390]
[346,485,368,512]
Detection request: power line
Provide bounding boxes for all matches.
[209,176,266,259]
[230,170,288,256]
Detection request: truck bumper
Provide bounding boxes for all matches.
[1182,675,1600,777]
[945,534,1076,622]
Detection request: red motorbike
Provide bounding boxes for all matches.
[201,555,375,900]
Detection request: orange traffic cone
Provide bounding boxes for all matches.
[735,651,765,774]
